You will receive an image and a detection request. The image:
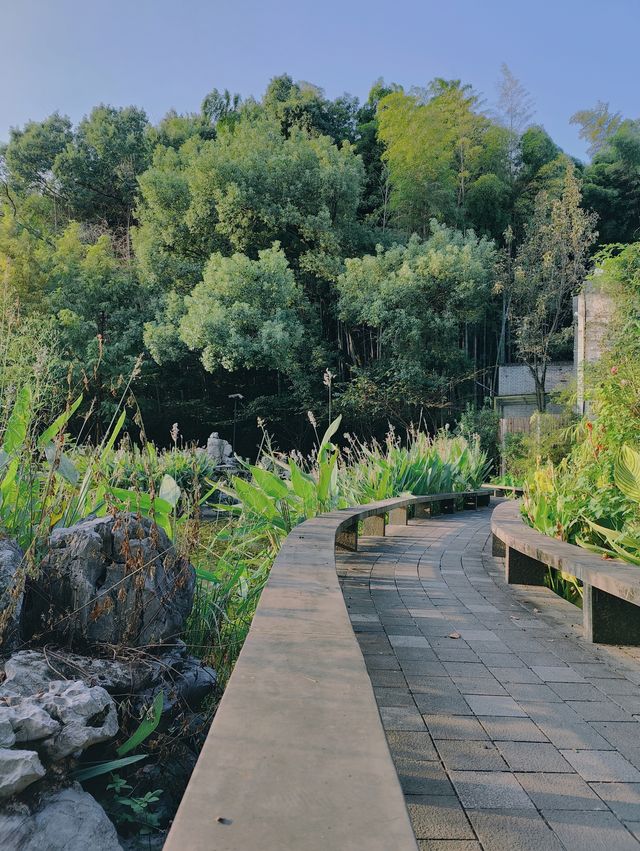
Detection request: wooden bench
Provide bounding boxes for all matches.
[492,499,640,645]
[482,482,524,498]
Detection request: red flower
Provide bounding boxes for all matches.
[586,421,593,431]
[611,366,619,375]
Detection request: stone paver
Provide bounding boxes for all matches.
[339,502,640,849]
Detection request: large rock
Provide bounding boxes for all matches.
[206,432,235,466]
[24,514,195,648]
[0,748,45,799]
[0,785,122,850]
[0,538,24,650]
[37,680,118,760]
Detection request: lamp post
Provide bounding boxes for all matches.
[228,393,244,448]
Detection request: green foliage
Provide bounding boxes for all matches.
[338,428,490,504]
[105,775,162,834]
[581,120,640,244]
[456,401,500,473]
[522,241,640,574]
[336,224,497,421]
[2,68,638,450]
[165,244,315,389]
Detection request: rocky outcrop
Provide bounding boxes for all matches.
[24,514,195,648]
[0,785,122,850]
[0,511,211,839]
[0,538,24,650]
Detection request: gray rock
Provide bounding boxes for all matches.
[0,538,24,650]
[38,680,118,760]
[0,748,45,799]
[206,432,234,465]
[0,649,156,698]
[0,718,15,748]
[0,704,59,744]
[0,651,58,697]
[0,785,122,850]
[25,514,195,648]
[0,659,118,762]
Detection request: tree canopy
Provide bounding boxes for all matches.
[0,67,634,450]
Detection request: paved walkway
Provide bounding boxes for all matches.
[338,502,640,851]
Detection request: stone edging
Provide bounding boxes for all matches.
[491,499,640,645]
[164,491,487,851]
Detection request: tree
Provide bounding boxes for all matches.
[3,113,72,197]
[508,162,598,411]
[496,64,535,180]
[570,101,623,158]
[53,105,151,242]
[166,244,317,393]
[581,120,640,244]
[262,75,358,144]
[336,223,498,422]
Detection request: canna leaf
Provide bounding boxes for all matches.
[614,445,640,504]
[2,386,31,455]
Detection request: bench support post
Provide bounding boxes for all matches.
[361,514,386,537]
[441,499,455,515]
[463,494,478,511]
[389,507,408,526]
[505,547,546,585]
[336,524,358,552]
[583,584,640,645]
[477,492,491,508]
[492,534,506,557]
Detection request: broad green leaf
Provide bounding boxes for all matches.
[250,465,289,500]
[73,754,147,782]
[233,478,278,520]
[2,386,31,454]
[159,474,181,508]
[615,445,640,504]
[104,409,127,454]
[317,414,342,461]
[38,394,83,447]
[117,691,164,757]
[44,443,80,486]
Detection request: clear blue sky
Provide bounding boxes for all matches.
[2,0,638,160]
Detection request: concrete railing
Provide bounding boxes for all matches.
[492,500,640,646]
[165,490,490,851]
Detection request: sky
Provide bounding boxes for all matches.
[1,0,639,160]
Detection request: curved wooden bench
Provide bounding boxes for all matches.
[482,482,524,498]
[492,499,640,646]
[165,490,489,851]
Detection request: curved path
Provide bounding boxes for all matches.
[338,501,640,851]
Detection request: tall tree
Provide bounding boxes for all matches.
[496,64,535,181]
[570,101,623,158]
[508,162,597,411]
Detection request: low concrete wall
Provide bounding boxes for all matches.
[166,494,475,851]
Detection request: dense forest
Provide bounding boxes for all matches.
[1,67,638,453]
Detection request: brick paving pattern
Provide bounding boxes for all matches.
[338,502,640,850]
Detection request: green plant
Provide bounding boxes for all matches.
[106,774,163,834]
[457,400,500,473]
